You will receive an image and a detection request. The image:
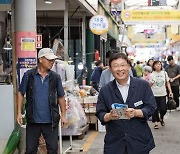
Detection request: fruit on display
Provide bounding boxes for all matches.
[79,89,87,97]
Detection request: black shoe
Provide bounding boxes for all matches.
[160,120,165,126]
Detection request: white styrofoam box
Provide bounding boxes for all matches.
[84,107,96,113]
[0,85,14,139]
[77,97,84,104]
[98,120,106,132]
[84,96,98,104]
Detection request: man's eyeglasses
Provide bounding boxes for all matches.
[43,57,55,62]
[111,63,128,69]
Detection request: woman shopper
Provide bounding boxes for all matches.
[149,61,173,129]
[147,58,154,68]
[143,65,152,82]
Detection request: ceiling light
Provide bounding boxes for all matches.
[3,37,12,50]
[44,0,52,4]
[68,57,73,64]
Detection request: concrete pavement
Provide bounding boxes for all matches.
[150,110,180,154]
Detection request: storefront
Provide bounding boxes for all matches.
[0,0,14,141]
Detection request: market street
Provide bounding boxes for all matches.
[0,110,180,153]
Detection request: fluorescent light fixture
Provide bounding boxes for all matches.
[44,0,52,4]
[78,62,83,70]
[68,57,73,64]
[3,38,12,50]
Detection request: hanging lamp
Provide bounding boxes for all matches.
[44,0,52,4]
[3,11,12,51]
[3,36,12,50]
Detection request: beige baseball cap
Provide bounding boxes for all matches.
[38,48,58,60]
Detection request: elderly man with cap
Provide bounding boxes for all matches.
[17,48,67,154]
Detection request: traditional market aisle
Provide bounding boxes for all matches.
[0,110,180,154]
[63,110,180,154]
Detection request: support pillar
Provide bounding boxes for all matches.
[14,0,37,85]
[64,0,69,61]
[86,29,94,85]
[82,14,86,65]
[13,0,37,122]
[15,0,36,32]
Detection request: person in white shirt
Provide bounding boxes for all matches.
[149,60,173,129]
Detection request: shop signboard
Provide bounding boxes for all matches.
[15,32,37,86]
[152,0,159,6]
[16,32,37,58]
[21,38,35,51]
[111,3,121,16]
[121,10,180,25]
[131,33,165,44]
[98,3,119,39]
[36,34,42,49]
[149,0,166,6]
[0,0,11,4]
[17,58,37,85]
[159,0,167,6]
[89,15,109,35]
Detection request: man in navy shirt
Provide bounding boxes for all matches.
[17,48,67,154]
[91,60,105,91]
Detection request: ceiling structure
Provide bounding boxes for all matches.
[120,0,180,61]
[121,0,180,47]
[36,0,97,26]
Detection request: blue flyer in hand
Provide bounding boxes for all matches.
[111,103,128,119]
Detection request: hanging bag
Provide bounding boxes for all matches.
[167,97,176,110]
[164,71,176,111]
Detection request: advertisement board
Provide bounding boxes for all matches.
[0,0,12,4]
[15,32,37,85]
[121,10,180,25]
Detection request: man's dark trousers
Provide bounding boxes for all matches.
[26,123,58,154]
